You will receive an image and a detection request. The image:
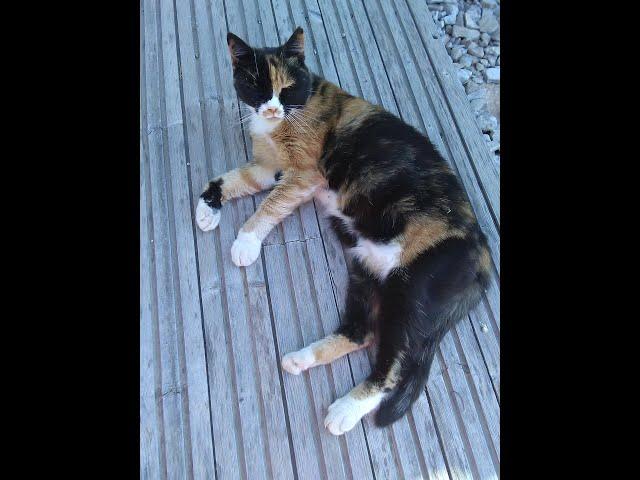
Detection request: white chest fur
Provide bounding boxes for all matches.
[314,188,401,280]
[350,239,402,281]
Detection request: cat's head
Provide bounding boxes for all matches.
[227,28,311,129]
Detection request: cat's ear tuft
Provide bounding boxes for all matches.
[283,27,304,60]
[227,32,252,67]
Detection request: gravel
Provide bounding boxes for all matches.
[484,67,500,83]
[427,0,500,163]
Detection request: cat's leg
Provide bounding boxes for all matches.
[324,268,450,434]
[281,262,376,374]
[230,170,322,266]
[195,162,281,232]
[323,320,407,435]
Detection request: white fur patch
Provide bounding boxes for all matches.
[350,239,401,281]
[249,94,285,136]
[324,391,384,435]
[281,347,315,375]
[195,198,221,232]
[231,230,262,267]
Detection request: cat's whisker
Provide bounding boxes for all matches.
[291,109,321,125]
[289,110,319,138]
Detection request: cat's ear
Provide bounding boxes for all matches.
[227,32,252,67]
[283,27,304,60]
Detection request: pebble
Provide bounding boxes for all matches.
[486,140,500,154]
[477,113,498,133]
[458,54,473,68]
[467,87,487,102]
[443,13,457,25]
[450,45,465,61]
[470,98,487,114]
[467,44,484,57]
[479,12,499,33]
[435,0,499,159]
[484,66,500,83]
[452,25,480,41]
[465,81,483,94]
[456,66,472,84]
[464,5,482,29]
[444,4,459,16]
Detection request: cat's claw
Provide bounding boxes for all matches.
[196,198,221,232]
[231,230,262,267]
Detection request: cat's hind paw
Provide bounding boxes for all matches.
[196,198,221,232]
[324,395,364,436]
[231,230,262,267]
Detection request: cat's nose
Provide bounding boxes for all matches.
[263,107,281,118]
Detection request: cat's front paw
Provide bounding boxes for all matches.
[196,198,221,231]
[281,347,315,375]
[197,179,223,231]
[231,230,262,267]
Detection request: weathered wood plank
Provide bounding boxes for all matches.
[184,0,298,477]
[178,2,245,477]
[158,0,219,477]
[143,0,190,475]
[438,334,498,479]
[426,356,476,480]
[264,243,330,479]
[140,134,165,480]
[455,320,500,454]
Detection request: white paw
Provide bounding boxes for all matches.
[281,347,315,375]
[324,391,384,436]
[324,395,363,436]
[231,230,262,267]
[196,198,221,232]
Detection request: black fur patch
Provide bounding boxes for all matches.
[201,178,223,209]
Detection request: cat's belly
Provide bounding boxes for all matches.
[314,188,401,281]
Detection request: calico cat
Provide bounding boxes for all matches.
[195,28,492,435]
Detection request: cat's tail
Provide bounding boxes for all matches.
[374,280,484,427]
[373,344,436,427]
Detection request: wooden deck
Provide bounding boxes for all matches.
[140,0,500,478]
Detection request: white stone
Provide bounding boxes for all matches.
[452,25,480,41]
[484,67,500,83]
[468,44,484,57]
[464,5,482,29]
[451,45,466,61]
[479,12,499,33]
[456,67,473,83]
